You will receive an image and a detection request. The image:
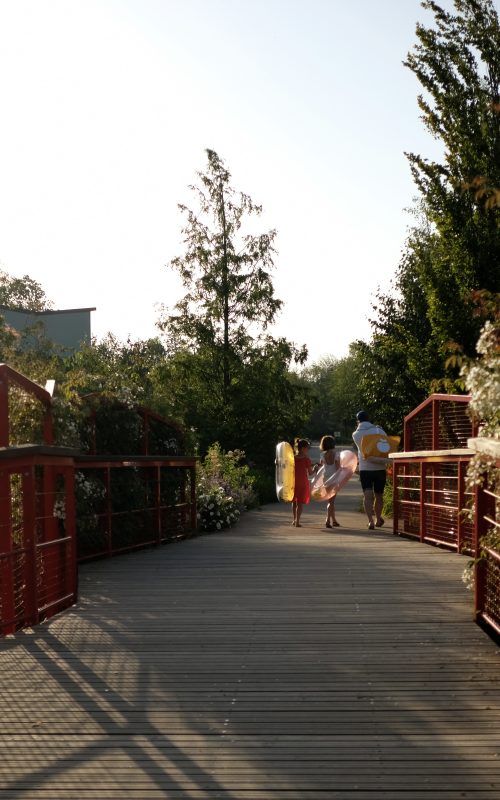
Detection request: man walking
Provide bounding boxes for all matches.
[352,410,387,530]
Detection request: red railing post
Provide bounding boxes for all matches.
[155,465,161,544]
[432,398,440,450]
[105,466,113,556]
[190,465,197,532]
[457,460,466,554]
[0,469,16,635]
[473,482,490,621]
[392,461,399,535]
[22,466,39,627]
[420,462,427,543]
[63,466,78,602]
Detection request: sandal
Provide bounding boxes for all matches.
[375,517,385,528]
[368,522,375,530]
[325,521,332,529]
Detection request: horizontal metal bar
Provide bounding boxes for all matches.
[477,611,500,637]
[483,546,500,562]
[37,592,76,614]
[36,536,72,550]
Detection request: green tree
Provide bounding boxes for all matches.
[0,269,52,311]
[161,337,312,464]
[354,219,446,433]
[359,0,500,426]
[159,149,282,402]
[404,0,500,354]
[301,351,365,441]
[159,150,311,462]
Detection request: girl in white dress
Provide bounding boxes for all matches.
[319,435,341,528]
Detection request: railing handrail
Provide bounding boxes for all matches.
[404,393,471,425]
[0,363,54,447]
[0,363,53,406]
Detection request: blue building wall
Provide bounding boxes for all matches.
[0,306,95,352]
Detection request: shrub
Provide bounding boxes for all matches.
[197,489,240,532]
[248,465,276,505]
[197,443,258,513]
[196,443,259,532]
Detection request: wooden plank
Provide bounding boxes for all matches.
[0,485,499,798]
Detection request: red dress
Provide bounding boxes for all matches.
[293,456,312,503]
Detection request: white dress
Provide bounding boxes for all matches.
[322,448,339,480]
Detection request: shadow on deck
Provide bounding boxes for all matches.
[1,482,499,799]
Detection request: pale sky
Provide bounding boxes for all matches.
[0,0,484,364]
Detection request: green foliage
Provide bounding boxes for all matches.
[197,442,258,511]
[196,443,259,531]
[403,0,500,352]
[158,150,312,465]
[60,334,188,455]
[247,465,276,505]
[382,476,394,518]
[197,489,240,532]
[159,149,282,394]
[461,307,500,438]
[0,269,52,311]
[359,1,500,423]
[74,470,107,559]
[300,350,365,440]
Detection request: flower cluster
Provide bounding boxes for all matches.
[197,443,258,514]
[461,562,474,590]
[75,471,106,501]
[197,488,240,532]
[461,315,500,591]
[53,498,66,520]
[462,319,500,439]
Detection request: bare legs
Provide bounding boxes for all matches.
[292,501,303,527]
[363,489,384,529]
[325,498,339,527]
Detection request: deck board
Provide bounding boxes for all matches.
[1,482,499,799]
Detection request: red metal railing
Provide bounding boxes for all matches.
[0,363,54,447]
[0,364,197,636]
[0,447,77,636]
[80,394,185,457]
[469,439,500,638]
[74,456,197,561]
[392,452,474,552]
[0,450,197,633]
[404,393,477,451]
[394,395,500,640]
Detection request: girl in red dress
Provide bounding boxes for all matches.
[292,438,316,527]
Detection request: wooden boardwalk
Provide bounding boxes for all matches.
[1,482,499,799]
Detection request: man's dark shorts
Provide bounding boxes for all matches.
[360,470,386,494]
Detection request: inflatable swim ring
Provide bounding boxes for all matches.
[275,441,295,502]
[311,449,358,502]
[361,434,400,462]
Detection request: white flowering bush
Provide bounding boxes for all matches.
[197,488,240,532]
[462,315,500,495]
[461,310,500,589]
[197,443,258,512]
[462,320,500,440]
[196,443,257,532]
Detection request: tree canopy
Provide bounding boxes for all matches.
[354,0,500,432]
[159,149,313,462]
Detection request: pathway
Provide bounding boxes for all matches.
[1,480,499,798]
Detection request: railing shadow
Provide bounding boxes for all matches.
[1,503,499,796]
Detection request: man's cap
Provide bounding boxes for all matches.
[356,410,369,422]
